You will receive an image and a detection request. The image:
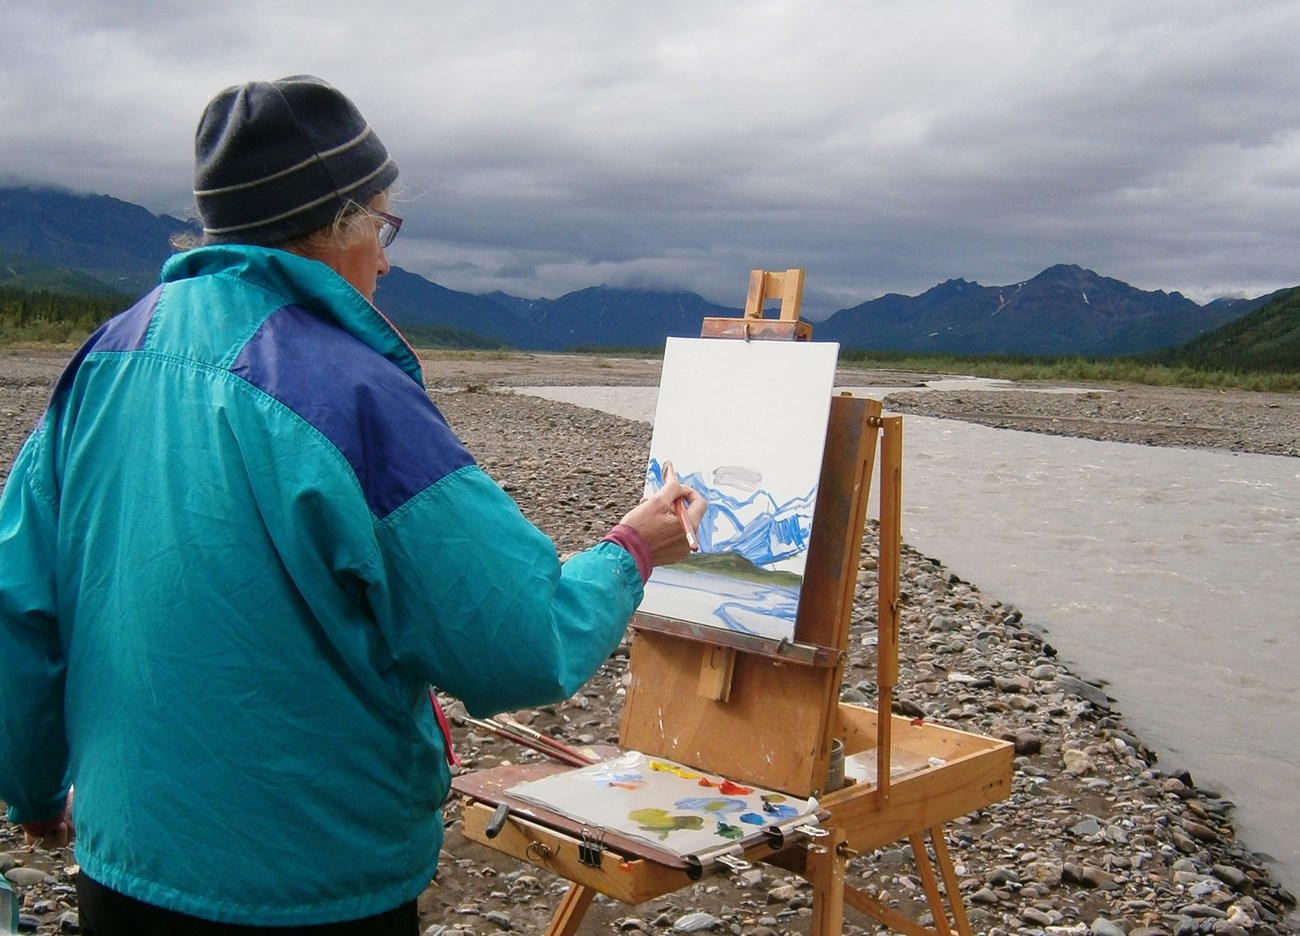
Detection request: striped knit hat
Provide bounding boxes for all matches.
[193,75,399,245]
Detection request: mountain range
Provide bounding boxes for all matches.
[1,185,1291,357]
[815,267,1285,356]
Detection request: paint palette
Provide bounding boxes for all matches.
[507,750,820,863]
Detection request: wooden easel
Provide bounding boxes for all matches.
[453,269,1013,935]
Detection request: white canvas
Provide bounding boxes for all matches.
[640,338,839,641]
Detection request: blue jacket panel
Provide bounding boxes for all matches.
[0,246,642,924]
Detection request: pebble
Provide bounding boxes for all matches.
[4,867,54,887]
[1212,864,1251,892]
[765,884,798,904]
[1091,918,1126,936]
[1072,817,1104,837]
[1056,674,1112,710]
[481,909,513,928]
[672,911,720,931]
[1063,748,1097,775]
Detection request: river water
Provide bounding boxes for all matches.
[517,382,1300,895]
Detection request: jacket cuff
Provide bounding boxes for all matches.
[7,791,67,829]
[19,818,63,838]
[601,523,653,584]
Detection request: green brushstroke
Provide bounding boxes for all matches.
[628,808,705,841]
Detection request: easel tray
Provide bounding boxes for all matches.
[453,750,829,874]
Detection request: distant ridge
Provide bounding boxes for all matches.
[0,185,1291,358]
[375,279,743,350]
[816,264,1271,356]
[0,186,193,297]
[1158,287,1300,372]
[0,248,130,297]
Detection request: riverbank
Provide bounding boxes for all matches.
[1,348,1296,934]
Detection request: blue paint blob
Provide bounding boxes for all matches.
[674,796,749,816]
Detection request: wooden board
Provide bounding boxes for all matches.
[461,801,690,904]
[619,626,837,796]
[795,395,881,651]
[700,318,812,341]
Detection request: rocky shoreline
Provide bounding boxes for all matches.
[2,348,1297,934]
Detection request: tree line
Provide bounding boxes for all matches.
[0,286,126,344]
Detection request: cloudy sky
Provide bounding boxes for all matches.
[2,1,1297,319]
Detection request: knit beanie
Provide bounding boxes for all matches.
[193,75,399,245]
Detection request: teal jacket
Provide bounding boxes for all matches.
[0,246,643,924]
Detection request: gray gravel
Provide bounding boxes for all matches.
[2,348,1297,934]
[881,383,1300,458]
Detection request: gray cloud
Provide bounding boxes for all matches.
[3,0,1297,319]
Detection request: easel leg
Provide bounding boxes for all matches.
[929,827,974,936]
[545,882,595,936]
[907,827,977,936]
[842,883,938,936]
[908,833,954,936]
[806,828,846,936]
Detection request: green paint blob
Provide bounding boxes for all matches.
[715,821,744,840]
[628,808,706,840]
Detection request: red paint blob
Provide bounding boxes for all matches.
[718,779,753,795]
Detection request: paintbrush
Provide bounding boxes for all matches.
[492,715,599,766]
[464,717,594,768]
[663,461,700,551]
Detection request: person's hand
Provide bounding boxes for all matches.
[618,461,707,568]
[21,789,74,849]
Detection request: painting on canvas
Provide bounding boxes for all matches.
[639,337,839,641]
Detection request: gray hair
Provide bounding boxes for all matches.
[171,189,392,254]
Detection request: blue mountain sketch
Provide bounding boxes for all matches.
[647,459,816,570]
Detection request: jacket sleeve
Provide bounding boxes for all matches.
[370,464,644,717]
[0,431,72,824]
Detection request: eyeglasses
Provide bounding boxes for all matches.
[370,208,402,249]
